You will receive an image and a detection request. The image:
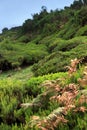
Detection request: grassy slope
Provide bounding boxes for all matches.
[0,66,33,81]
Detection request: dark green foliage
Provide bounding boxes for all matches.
[75,7,87,26]
[70,0,83,9]
[0,41,48,70]
[2,27,8,33]
[22,19,34,34]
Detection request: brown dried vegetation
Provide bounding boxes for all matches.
[22,58,87,129]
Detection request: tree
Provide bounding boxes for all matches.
[39,6,48,19]
[75,6,87,26]
[2,27,8,33]
[41,6,47,13]
[22,19,34,33]
[83,0,87,5]
[71,0,83,9]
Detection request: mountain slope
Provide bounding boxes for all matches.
[0,1,87,76]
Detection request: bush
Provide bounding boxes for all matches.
[75,25,87,36]
[32,36,87,76]
[0,40,48,70]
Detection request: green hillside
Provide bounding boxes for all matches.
[0,0,87,75]
[0,0,87,129]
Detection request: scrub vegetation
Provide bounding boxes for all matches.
[0,0,87,129]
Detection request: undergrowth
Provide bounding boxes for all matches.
[0,58,87,129]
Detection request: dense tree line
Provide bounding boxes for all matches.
[20,0,87,39]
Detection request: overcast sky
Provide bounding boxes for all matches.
[0,0,74,32]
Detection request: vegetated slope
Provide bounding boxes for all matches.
[0,59,87,130]
[32,36,87,76]
[0,66,34,81]
[0,39,48,71]
[0,69,67,130]
[0,1,87,75]
[0,1,87,129]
